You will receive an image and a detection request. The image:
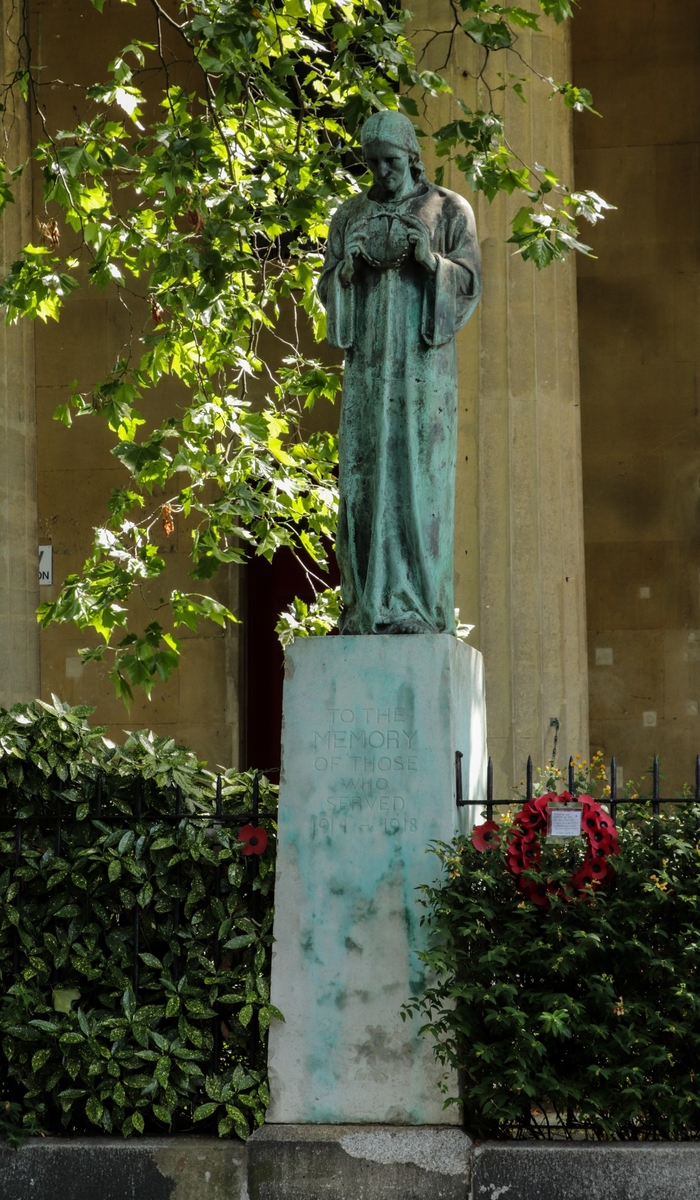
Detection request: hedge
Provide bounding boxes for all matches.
[409,775,700,1140]
[0,697,277,1143]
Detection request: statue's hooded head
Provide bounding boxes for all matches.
[360,111,427,186]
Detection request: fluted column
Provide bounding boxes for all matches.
[0,0,40,706]
[409,4,589,793]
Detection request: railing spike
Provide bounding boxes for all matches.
[454,751,464,808]
[253,771,261,824]
[652,755,660,847]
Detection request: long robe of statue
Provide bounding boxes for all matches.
[319,111,481,635]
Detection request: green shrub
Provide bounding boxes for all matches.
[409,790,700,1140]
[0,697,278,1139]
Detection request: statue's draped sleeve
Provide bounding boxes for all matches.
[318,207,355,350]
[421,196,480,348]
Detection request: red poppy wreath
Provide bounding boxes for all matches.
[471,792,619,907]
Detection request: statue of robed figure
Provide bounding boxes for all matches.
[318,111,481,635]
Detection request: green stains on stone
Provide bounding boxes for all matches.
[267,635,487,1124]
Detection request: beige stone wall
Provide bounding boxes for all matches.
[12,0,698,795]
[573,0,700,792]
[5,0,591,786]
[29,0,242,768]
[476,23,588,792]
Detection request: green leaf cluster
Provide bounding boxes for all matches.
[410,800,700,1140]
[0,697,278,1139]
[275,584,342,646]
[0,0,610,700]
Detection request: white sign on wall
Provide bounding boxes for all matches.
[39,545,53,586]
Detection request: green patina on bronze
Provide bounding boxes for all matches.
[319,111,481,636]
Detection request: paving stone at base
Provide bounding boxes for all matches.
[6,1129,700,1199]
[0,1136,248,1200]
[247,1123,472,1200]
[473,1142,700,1200]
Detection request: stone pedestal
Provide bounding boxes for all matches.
[266,634,487,1125]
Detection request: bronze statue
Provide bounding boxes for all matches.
[319,111,481,635]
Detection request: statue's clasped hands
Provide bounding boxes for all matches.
[339,215,437,286]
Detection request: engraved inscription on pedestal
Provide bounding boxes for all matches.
[312,706,419,840]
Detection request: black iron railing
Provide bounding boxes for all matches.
[457,753,700,843]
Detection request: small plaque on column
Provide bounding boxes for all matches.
[39,545,53,586]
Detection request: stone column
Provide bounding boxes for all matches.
[411,4,589,795]
[0,0,40,706]
[477,21,588,792]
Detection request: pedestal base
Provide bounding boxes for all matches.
[267,635,487,1125]
[246,1124,472,1200]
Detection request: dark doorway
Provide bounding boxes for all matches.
[245,548,339,771]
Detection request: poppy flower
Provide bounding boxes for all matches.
[520,879,550,907]
[518,804,546,830]
[589,828,615,850]
[238,824,268,856]
[510,840,540,870]
[471,821,501,851]
[507,852,526,875]
[586,825,618,859]
[572,857,607,889]
[584,811,612,832]
[571,864,594,889]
